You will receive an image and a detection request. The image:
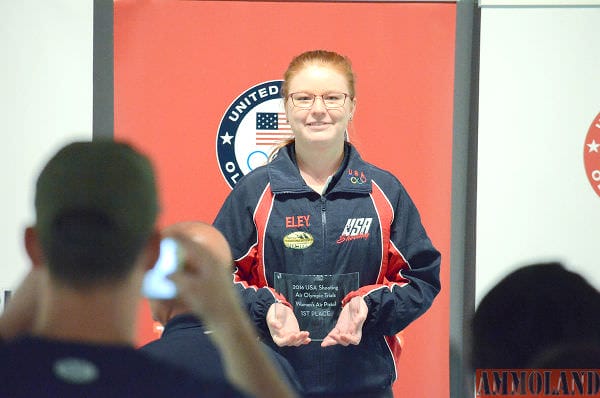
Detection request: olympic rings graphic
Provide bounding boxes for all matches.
[350,175,367,184]
[246,150,269,171]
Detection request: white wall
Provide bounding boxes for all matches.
[0,1,93,303]
[476,6,600,302]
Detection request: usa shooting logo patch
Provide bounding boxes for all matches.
[216,80,292,188]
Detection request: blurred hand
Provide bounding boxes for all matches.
[266,302,311,347]
[168,231,240,327]
[321,296,367,348]
[164,223,300,398]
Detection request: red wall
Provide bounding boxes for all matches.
[114,2,455,396]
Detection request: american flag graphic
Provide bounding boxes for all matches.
[256,112,292,146]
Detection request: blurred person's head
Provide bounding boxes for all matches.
[471,262,600,369]
[25,140,160,289]
[528,341,600,368]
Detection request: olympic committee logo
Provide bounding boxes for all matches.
[216,80,292,188]
[583,111,600,198]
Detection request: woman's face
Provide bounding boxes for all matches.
[284,65,355,149]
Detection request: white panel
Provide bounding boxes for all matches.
[477,7,600,303]
[0,1,93,296]
[480,0,600,5]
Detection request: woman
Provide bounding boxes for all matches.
[214,50,441,398]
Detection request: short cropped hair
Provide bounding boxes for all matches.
[34,140,159,287]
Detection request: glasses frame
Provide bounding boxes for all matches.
[287,92,350,109]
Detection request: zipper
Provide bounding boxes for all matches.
[320,197,327,245]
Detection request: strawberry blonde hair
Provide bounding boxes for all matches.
[270,50,356,160]
[281,50,356,101]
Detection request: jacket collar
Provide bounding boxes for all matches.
[161,313,205,337]
[267,142,372,195]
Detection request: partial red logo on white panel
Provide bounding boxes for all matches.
[583,111,600,198]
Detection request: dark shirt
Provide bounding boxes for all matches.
[140,313,302,393]
[0,335,248,397]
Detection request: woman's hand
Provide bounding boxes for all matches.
[266,302,311,347]
[321,296,367,347]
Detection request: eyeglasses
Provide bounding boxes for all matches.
[288,92,349,109]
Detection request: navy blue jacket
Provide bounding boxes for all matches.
[139,314,228,384]
[214,142,441,395]
[140,314,302,393]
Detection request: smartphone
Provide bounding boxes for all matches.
[142,237,185,299]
